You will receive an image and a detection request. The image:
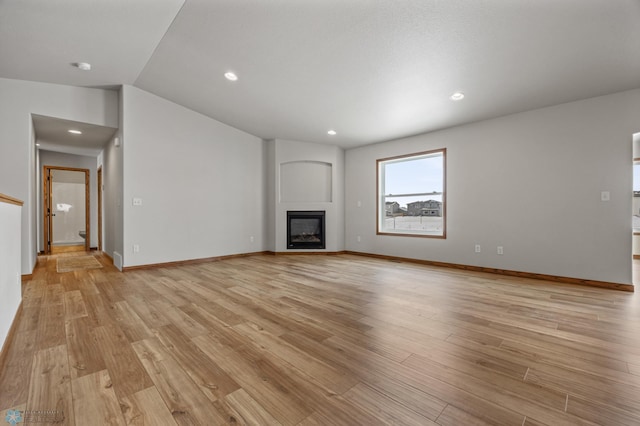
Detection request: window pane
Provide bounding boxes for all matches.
[378,150,446,237]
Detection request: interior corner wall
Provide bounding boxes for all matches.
[120,85,265,267]
[102,132,124,264]
[633,133,640,158]
[37,151,98,250]
[265,139,276,251]
[98,87,125,265]
[345,88,640,285]
[0,78,118,274]
[272,139,345,252]
[29,119,37,265]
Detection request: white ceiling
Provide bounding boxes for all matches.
[33,115,117,157]
[0,0,184,88]
[2,0,640,150]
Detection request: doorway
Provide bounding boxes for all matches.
[43,166,90,254]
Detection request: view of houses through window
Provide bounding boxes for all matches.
[377,149,446,237]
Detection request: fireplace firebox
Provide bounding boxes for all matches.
[287,211,325,249]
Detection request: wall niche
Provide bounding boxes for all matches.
[280,161,332,203]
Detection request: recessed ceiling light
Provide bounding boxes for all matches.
[327,130,337,136]
[450,92,465,101]
[73,62,91,71]
[224,71,238,81]
[68,129,82,134]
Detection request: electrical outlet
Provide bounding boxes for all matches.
[497,246,504,255]
[475,244,481,253]
[357,235,362,242]
[133,244,140,253]
[250,236,254,243]
[133,197,143,206]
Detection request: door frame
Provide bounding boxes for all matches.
[43,165,90,254]
[97,166,103,252]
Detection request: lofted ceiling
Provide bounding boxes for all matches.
[2,0,640,151]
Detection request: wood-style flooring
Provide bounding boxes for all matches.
[1,252,640,425]
[50,244,86,254]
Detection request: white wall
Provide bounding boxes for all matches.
[29,120,36,272]
[0,199,22,353]
[280,161,333,203]
[270,139,345,252]
[101,133,124,265]
[0,78,118,274]
[121,85,265,267]
[265,140,276,251]
[346,89,640,285]
[98,87,125,266]
[632,133,640,158]
[37,151,98,250]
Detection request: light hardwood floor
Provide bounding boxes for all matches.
[50,244,86,254]
[1,252,640,425]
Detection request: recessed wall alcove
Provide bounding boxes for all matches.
[280,161,332,203]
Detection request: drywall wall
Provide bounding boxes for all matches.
[101,132,124,266]
[346,89,640,285]
[633,133,640,158]
[280,161,333,203]
[265,140,276,251]
[121,85,265,267]
[98,87,125,267]
[0,78,118,274]
[37,150,98,250]
[0,198,21,354]
[29,120,37,271]
[271,139,345,252]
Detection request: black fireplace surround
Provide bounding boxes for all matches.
[287,210,325,249]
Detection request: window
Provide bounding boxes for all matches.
[377,148,446,238]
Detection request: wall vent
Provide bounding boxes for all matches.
[113,251,123,271]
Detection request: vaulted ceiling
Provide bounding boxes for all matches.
[2,0,639,150]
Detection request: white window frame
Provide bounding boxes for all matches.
[377,148,446,238]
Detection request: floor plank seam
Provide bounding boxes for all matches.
[433,402,448,423]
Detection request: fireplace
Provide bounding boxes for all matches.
[287,211,325,249]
